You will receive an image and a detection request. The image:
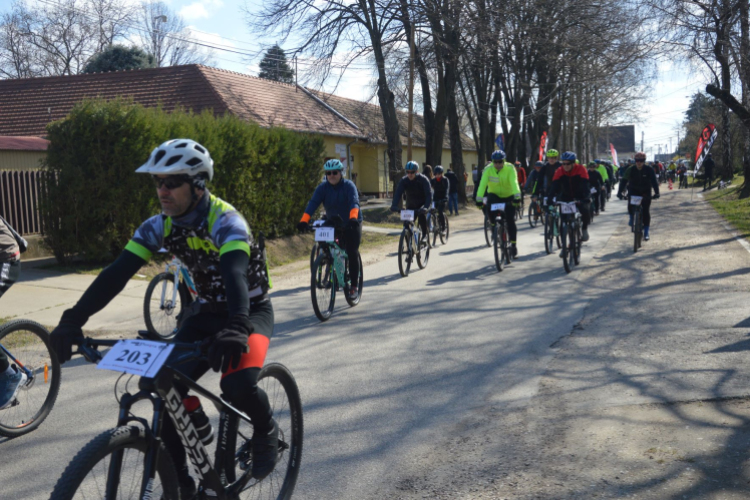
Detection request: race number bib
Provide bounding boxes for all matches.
[315,227,335,242]
[400,210,415,221]
[97,339,175,378]
[630,196,643,206]
[559,202,577,214]
[490,203,506,212]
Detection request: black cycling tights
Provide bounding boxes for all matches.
[341,223,362,287]
[485,194,517,242]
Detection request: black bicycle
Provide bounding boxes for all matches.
[488,201,512,272]
[308,217,362,321]
[49,337,303,500]
[630,195,643,253]
[398,209,429,277]
[0,319,60,438]
[429,201,450,247]
[558,201,582,274]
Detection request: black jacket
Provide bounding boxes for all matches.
[444,171,459,194]
[431,176,450,201]
[703,156,715,174]
[625,165,659,197]
[542,161,562,195]
[391,173,433,211]
[587,169,604,190]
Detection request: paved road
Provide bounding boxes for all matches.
[2,192,722,499]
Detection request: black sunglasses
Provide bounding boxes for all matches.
[406,171,416,174]
[562,161,573,166]
[635,159,645,162]
[325,170,341,176]
[153,175,190,190]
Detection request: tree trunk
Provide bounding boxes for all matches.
[741,0,750,197]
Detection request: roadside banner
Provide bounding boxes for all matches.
[539,132,548,161]
[609,143,619,167]
[495,134,504,151]
[694,124,717,174]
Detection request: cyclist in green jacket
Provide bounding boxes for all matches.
[476,150,522,256]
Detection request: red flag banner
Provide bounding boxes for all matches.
[694,124,717,173]
[609,144,619,167]
[539,132,548,161]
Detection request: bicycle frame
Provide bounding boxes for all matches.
[161,257,198,311]
[0,342,35,380]
[318,240,348,286]
[80,339,258,500]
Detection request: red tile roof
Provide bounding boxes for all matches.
[0,64,473,150]
[0,136,49,151]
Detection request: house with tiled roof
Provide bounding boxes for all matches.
[0,64,478,197]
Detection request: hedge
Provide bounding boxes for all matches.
[40,98,325,263]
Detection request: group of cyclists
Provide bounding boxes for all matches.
[0,136,666,500]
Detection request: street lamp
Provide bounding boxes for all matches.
[153,15,167,66]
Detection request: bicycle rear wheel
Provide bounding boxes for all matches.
[143,272,186,340]
[573,222,581,265]
[528,202,539,228]
[544,213,553,254]
[218,363,304,500]
[49,426,179,500]
[0,320,60,438]
[311,253,335,321]
[417,234,429,269]
[398,229,412,277]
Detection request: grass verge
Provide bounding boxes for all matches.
[703,176,750,236]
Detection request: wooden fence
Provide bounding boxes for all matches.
[0,170,44,235]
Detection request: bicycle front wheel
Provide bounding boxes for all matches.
[561,223,572,274]
[311,253,335,321]
[439,213,449,244]
[493,223,504,272]
[528,203,539,228]
[398,229,412,277]
[49,426,180,500]
[544,214,553,254]
[634,210,642,253]
[0,320,60,438]
[143,272,185,340]
[484,215,492,247]
[218,363,304,500]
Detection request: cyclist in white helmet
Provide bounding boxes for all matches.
[50,139,277,498]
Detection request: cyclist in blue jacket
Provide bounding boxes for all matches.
[297,159,362,299]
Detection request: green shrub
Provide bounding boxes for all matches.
[41,98,324,263]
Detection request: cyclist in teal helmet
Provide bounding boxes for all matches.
[298,158,362,299]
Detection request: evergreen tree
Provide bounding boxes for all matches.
[83,45,155,74]
[258,45,294,84]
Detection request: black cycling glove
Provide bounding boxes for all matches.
[50,309,86,363]
[207,314,253,373]
[296,221,308,232]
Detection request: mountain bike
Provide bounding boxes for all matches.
[49,337,303,500]
[308,217,362,321]
[527,196,543,228]
[429,201,450,246]
[489,202,512,272]
[398,209,429,277]
[558,201,582,274]
[0,319,60,438]
[143,255,198,340]
[543,201,562,255]
[631,195,643,253]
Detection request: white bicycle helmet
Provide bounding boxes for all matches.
[136,139,214,181]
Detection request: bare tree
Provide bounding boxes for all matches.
[249,0,406,187]
[136,1,214,68]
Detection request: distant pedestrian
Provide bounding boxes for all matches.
[422,164,433,180]
[702,153,715,191]
[445,167,460,215]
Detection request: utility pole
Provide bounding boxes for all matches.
[407,22,415,162]
[669,137,672,155]
[641,131,644,152]
[677,131,681,157]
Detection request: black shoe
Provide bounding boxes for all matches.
[511,244,518,257]
[347,284,359,300]
[252,419,279,480]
